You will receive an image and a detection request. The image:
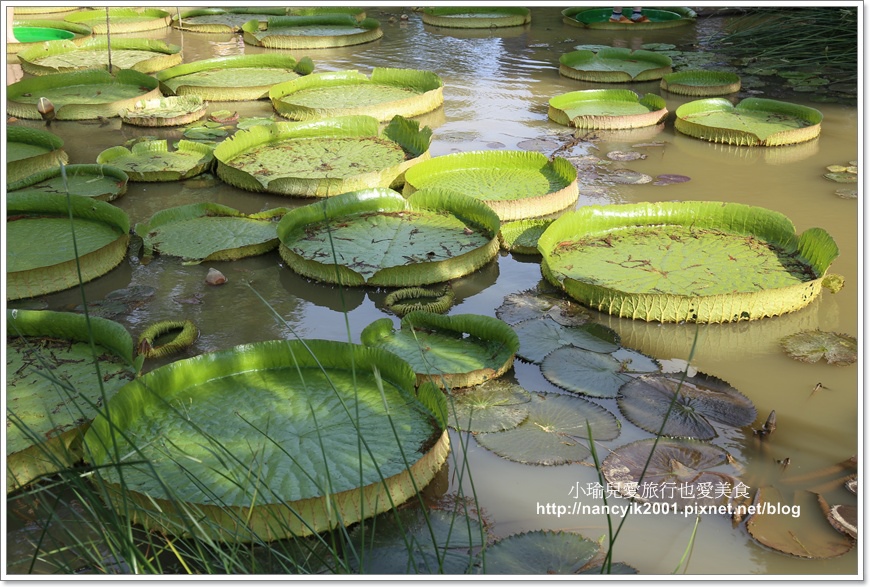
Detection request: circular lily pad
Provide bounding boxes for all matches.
[496,290,592,327]
[403,150,578,221]
[64,8,171,34]
[780,330,858,366]
[97,140,215,182]
[824,172,858,184]
[617,373,757,440]
[537,201,840,323]
[119,96,209,127]
[660,70,741,97]
[83,339,450,541]
[17,38,181,76]
[421,7,531,28]
[675,98,823,146]
[548,89,668,130]
[361,312,519,389]
[543,346,659,399]
[608,169,653,184]
[473,530,600,575]
[7,193,130,301]
[475,392,621,466]
[513,317,619,364]
[10,164,128,202]
[215,115,431,197]
[559,48,673,83]
[241,14,382,49]
[171,7,289,33]
[567,7,695,29]
[6,309,139,492]
[6,68,161,121]
[277,188,499,287]
[447,379,532,433]
[602,438,741,511]
[270,68,444,122]
[6,126,69,189]
[8,20,92,54]
[653,174,691,186]
[134,203,288,264]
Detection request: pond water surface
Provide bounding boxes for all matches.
[5,6,860,576]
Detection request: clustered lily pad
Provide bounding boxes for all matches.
[119,96,209,127]
[447,379,532,433]
[542,345,660,399]
[473,530,601,575]
[10,164,128,202]
[512,317,618,364]
[6,126,69,189]
[495,289,591,327]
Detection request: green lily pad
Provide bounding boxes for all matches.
[421,7,531,28]
[63,8,171,34]
[548,89,668,130]
[473,530,600,574]
[7,20,92,55]
[660,70,741,97]
[7,309,140,492]
[559,48,673,83]
[496,290,592,327]
[567,7,694,29]
[617,373,757,440]
[134,203,289,264]
[780,330,858,366]
[96,140,215,182]
[270,68,444,122]
[475,392,621,466]
[6,126,69,189]
[542,346,659,399]
[277,188,499,287]
[83,339,450,541]
[824,172,858,183]
[119,96,209,128]
[675,98,823,146]
[241,14,382,49]
[10,164,128,202]
[513,317,619,364]
[384,285,455,317]
[17,38,181,76]
[537,201,840,323]
[403,150,578,221]
[498,219,553,254]
[237,116,278,129]
[361,312,519,389]
[182,124,229,141]
[171,7,289,33]
[447,379,532,433]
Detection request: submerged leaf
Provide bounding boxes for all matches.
[513,317,618,364]
[447,379,532,433]
[473,530,600,574]
[780,330,858,365]
[543,347,633,399]
[495,290,591,326]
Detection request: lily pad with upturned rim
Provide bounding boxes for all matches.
[134,203,289,264]
[537,201,840,323]
[384,285,455,317]
[10,164,128,202]
[63,8,171,34]
[16,38,181,76]
[559,48,673,83]
[8,20,92,54]
[360,312,519,389]
[241,15,382,50]
[270,69,444,122]
[513,317,619,364]
[498,219,553,254]
[779,330,858,366]
[402,150,578,221]
[421,7,531,28]
[473,530,600,575]
[548,89,668,130]
[6,126,69,189]
[119,96,209,127]
[542,345,660,399]
[617,372,757,440]
[96,140,215,182]
[675,98,823,146]
[83,339,450,542]
[563,7,696,29]
[660,70,741,97]
[447,379,532,433]
[171,7,289,33]
[475,392,621,466]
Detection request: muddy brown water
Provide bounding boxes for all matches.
[5,6,859,575]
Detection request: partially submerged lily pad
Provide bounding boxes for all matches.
[537,201,840,323]
[10,164,128,202]
[675,98,823,146]
[242,14,382,49]
[421,7,531,28]
[403,150,578,221]
[543,346,659,399]
[548,89,668,130]
[171,7,289,33]
[64,8,171,34]
[496,289,592,327]
[17,38,181,76]
[119,96,209,127]
[617,373,757,440]
[277,188,499,287]
[96,140,215,182]
[472,530,600,574]
[360,312,519,389]
[270,68,444,122]
[6,126,69,189]
[559,48,673,83]
[447,379,532,433]
[513,317,618,364]
[475,392,621,466]
[134,203,288,264]
[660,70,741,97]
[780,330,858,366]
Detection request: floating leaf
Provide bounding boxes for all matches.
[513,317,618,364]
[475,393,620,466]
[542,347,637,399]
[495,290,591,327]
[447,379,532,433]
[780,330,858,366]
[617,373,756,440]
[834,188,858,199]
[473,530,599,574]
[609,169,653,184]
[607,150,646,161]
[652,174,691,186]
[824,172,858,183]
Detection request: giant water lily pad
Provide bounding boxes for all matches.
[602,438,742,511]
[361,312,519,389]
[6,309,140,492]
[134,203,288,264]
[10,164,128,202]
[7,193,130,301]
[675,98,823,146]
[746,487,855,558]
[241,14,382,49]
[498,219,553,254]
[537,201,840,323]
[447,379,532,433]
[157,54,314,102]
[548,89,668,130]
[8,20,92,54]
[63,8,171,34]
[559,48,673,83]
[617,373,756,440]
[473,530,600,574]
[475,392,620,466]
[421,7,531,28]
[96,140,214,182]
[403,150,578,221]
[496,289,591,327]
[660,70,741,97]
[384,285,455,317]
[171,7,288,33]
[6,68,161,121]
[513,317,618,364]
[215,115,431,197]
[6,126,69,189]
[542,346,659,399]
[16,38,181,76]
[779,330,858,366]
[270,69,444,122]
[83,339,450,541]
[119,96,209,127]
[563,7,696,29]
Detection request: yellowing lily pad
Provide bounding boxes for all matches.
[780,330,858,366]
[548,89,668,130]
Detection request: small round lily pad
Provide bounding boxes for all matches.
[496,290,592,327]
[780,330,858,366]
[513,317,619,364]
[472,530,600,575]
[447,379,533,433]
[542,346,659,399]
